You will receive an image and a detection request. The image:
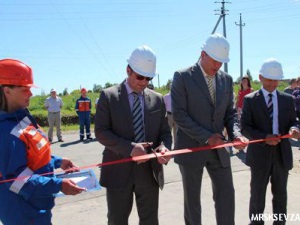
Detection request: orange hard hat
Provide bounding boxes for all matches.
[0,59,37,87]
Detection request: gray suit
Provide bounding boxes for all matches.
[95,80,172,225]
[241,90,298,224]
[172,63,241,225]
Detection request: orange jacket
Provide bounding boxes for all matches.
[19,126,51,171]
[75,96,92,112]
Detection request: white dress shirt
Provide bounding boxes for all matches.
[261,88,279,135]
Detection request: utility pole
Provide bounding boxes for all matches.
[157,73,160,88]
[212,1,230,73]
[235,13,245,80]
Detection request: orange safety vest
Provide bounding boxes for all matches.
[19,126,51,171]
[77,100,91,112]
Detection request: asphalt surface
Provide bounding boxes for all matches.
[2,134,300,224]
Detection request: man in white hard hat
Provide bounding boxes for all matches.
[44,88,64,142]
[241,58,300,224]
[171,33,248,225]
[94,45,172,225]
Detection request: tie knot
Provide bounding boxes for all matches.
[268,93,273,98]
[132,92,139,98]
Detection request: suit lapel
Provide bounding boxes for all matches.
[215,71,224,107]
[119,82,134,132]
[257,90,269,116]
[143,89,152,140]
[276,90,284,133]
[191,63,214,105]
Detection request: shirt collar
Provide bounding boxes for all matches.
[198,61,214,79]
[124,79,144,96]
[261,88,277,98]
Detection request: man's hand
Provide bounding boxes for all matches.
[130,143,151,164]
[60,158,80,173]
[207,133,227,146]
[61,179,86,195]
[289,128,300,139]
[154,145,171,165]
[233,136,248,150]
[265,134,281,146]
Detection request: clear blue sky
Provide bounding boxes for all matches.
[1,0,299,96]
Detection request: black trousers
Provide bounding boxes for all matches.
[106,162,159,225]
[249,147,289,225]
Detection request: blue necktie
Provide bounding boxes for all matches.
[132,93,144,142]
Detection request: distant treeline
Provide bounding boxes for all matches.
[30,80,288,126]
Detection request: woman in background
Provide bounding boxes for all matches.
[236,76,253,120]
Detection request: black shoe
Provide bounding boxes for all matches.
[86,137,93,140]
[49,139,52,143]
[58,139,64,142]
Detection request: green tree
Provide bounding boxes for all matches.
[166,79,173,90]
[246,69,253,81]
[63,88,69,96]
[93,84,103,93]
[236,69,253,83]
[104,82,113,89]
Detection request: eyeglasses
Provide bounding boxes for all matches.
[133,72,153,81]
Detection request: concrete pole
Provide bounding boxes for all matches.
[235,13,245,80]
[212,1,230,73]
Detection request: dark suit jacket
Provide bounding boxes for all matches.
[171,63,241,168]
[241,90,298,170]
[94,81,172,189]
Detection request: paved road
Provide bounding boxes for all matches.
[50,134,300,225]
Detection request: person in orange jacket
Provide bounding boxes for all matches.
[75,88,92,141]
[0,59,85,225]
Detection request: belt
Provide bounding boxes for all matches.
[49,111,60,114]
[167,111,172,115]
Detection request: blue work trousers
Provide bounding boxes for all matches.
[77,111,91,139]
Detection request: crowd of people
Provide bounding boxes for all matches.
[1,33,300,225]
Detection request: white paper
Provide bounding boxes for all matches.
[55,169,101,197]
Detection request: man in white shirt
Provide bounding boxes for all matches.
[241,58,300,224]
[45,89,64,142]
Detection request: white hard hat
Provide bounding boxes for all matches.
[259,58,283,80]
[50,88,56,93]
[202,33,230,63]
[127,45,157,78]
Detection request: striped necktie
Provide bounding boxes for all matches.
[207,76,215,105]
[132,93,144,142]
[267,93,273,123]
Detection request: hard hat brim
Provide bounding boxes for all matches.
[202,49,230,63]
[127,59,156,78]
[260,74,283,80]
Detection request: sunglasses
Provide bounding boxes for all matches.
[133,72,153,81]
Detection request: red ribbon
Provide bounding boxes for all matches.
[0,134,291,184]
